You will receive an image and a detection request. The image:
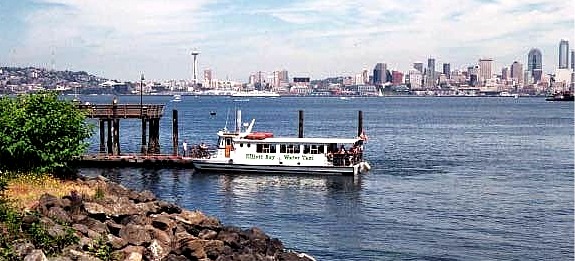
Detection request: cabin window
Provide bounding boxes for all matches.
[256,143,276,153]
[304,144,324,154]
[239,143,243,147]
[280,144,300,154]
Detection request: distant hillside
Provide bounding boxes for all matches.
[0,66,127,94]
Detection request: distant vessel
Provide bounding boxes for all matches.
[546,91,574,101]
[231,90,280,97]
[172,94,182,102]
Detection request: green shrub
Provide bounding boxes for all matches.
[87,235,120,261]
[0,92,94,174]
[26,221,79,256]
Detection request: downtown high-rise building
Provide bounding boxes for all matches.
[559,39,569,69]
[478,58,493,85]
[442,63,450,79]
[527,48,543,83]
[571,50,575,70]
[510,61,524,87]
[427,58,435,80]
[501,67,509,81]
[373,63,387,85]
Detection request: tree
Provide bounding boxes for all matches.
[0,92,93,173]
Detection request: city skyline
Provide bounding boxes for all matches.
[0,0,573,82]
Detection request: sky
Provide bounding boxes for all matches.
[0,0,573,82]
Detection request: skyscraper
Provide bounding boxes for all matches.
[527,48,542,83]
[571,50,575,70]
[559,39,569,69]
[510,61,523,87]
[478,58,493,85]
[501,67,509,81]
[442,63,450,79]
[427,58,435,79]
[373,63,387,85]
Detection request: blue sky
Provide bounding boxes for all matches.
[0,0,573,82]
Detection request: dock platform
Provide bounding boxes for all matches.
[73,154,194,168]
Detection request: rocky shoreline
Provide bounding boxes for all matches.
[12,175,315,261]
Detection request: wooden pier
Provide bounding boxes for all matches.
[73,154,194,168]
[78,97,166,156]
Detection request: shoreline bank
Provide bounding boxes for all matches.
[1,175,314,261]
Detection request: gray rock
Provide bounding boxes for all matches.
[24,249,48,261]
[119,224,151,246]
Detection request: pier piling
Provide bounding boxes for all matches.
[357,110,363,137]
[172,109,179,156]
[298,110,304,138]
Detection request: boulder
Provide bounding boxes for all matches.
[180,238,207,260]
[106,234,128,250]
[118,224,151,246]
[145,239,170,261]
[78,217,109,235]
[23,249,47,261]
[198,229,218,240]
[134,190,156,203]
[14,242,35,259]
[47,207,72,225]
[151,214,175,232]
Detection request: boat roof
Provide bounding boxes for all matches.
[235,137,361,144]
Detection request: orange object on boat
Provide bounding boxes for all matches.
[245,132,273,140]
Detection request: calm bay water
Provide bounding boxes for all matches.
[77,95,573,260]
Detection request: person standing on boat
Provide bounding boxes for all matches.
[183,140,188,157]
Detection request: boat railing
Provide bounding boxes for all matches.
[189,144,214,159]
[330,152,363,167]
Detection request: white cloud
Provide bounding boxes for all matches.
[3,0,574,80]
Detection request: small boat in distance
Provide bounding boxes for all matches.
[546,91,574,101]
[192,110,371,176]
[231,90,280,97]
[172,94,182,102]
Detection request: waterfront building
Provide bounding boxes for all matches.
[278,69,289,86]
[554,68,573,85]
[527,48,543,83]
[442,63,451,79]
[478,58,493,86]
[373,63,387,85]
[468,65,479,87]
[413,62,423,73]
[510,61,524,87]
[362,69,369,84]
[523,71,532,87]
[391,71,404,86]
[406,69,423,90]
[203,69,214,89]
[559,39,569,69]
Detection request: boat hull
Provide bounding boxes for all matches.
[193,159,367,176]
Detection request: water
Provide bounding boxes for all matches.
[77,95,574,260]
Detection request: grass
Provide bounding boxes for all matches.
[2,173,96,211]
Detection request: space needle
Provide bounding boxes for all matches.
[191,49,200,86]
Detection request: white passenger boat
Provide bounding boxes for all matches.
[192,110,371,175]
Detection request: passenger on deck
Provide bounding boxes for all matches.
[182,140,188,157]
[338,145,346,154]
